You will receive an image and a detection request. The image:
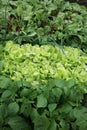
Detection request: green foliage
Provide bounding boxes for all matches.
[0,75,87,130]
[37,94,47,108]
[0,1,87,129]
[0,0,87,48]
[1,41,87,87]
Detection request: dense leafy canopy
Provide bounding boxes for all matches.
[0,41,87,129]
[0,0,87,130]
[0,75,87,130]
[0,0,87,49]
[1,41,87,87]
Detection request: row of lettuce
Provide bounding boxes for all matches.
[0,41,87,86]
[0,41,87,130]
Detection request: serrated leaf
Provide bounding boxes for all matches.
[37,94,47,108]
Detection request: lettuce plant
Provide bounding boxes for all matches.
[1,41,87,87]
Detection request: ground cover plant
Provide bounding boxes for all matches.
[0,75,87,130]
[0,0,87,50]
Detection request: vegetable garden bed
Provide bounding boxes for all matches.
[0,41,87,130]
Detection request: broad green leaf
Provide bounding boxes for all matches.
[30,108,39,122]
[17,4,23,16]
[20,103,32,117]
[78,121,87,130]
[66,79,75,88]
[0,105,5,125]
[59,119,69,130]
[0,76,11,89]
[34,115,50,130]
[37,94,47,108]
[1,0,8,5]
[14,81,23,88]
[73,107,87,120]
[1,90,12,98]
[63,86,70,96]
[48,119,57,130]
[0,61,3,73]
[20,88,31,97]
[29,89,37,100]
[8,102,19,115]
[22,81,32,88]
[52,88,62,99]
[48,103,57,112]
[54,79,66,88]
[0,104,7,118]
[58,103,72,114]
[7,116,30,130]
